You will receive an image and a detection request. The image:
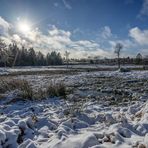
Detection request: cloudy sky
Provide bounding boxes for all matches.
[0,0,148,58]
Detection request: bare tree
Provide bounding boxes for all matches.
[114,43,123,69]
[135,53,142,65]
[64,51,70,68]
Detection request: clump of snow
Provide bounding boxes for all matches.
[0,68,9,75]
[19,139,38,148]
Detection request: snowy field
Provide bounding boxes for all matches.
[0,65,144,76]
[0,69,148,148]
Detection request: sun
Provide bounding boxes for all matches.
[18,21,31,34]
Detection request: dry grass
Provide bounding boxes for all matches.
[46,81,66,98]
[0,78,33,100]
[0,78,29,93]
[0,77,67,102]
[34,88,46,100]
[19,80,33,100]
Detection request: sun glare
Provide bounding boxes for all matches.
[18,21,31,34]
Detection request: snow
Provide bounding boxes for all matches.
[0,64,144,75]
[1,99,148,147]
[0,68,9,75]
[0,70,148,147]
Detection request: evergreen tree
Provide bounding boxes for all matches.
[36,51,45,66]
[28,48,36,66]
[0,40,63,67]
[19,46,28,66]
[0,39,8,67]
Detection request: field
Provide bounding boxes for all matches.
[0,65,148,148]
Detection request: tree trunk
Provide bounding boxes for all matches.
[66,59,68,69]
[118,56,120,69]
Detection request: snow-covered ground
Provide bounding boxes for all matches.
[0,70,148,148]
[0,64,143,75]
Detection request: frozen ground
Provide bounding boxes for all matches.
[0,70,148,148]
[0,65,144,76]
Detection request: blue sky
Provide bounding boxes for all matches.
[0,0,148,58]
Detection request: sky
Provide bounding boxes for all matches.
[0,0,148,58]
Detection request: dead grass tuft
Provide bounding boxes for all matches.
[46,81,66,98]
[0,78,67,102]
[0,78,33,100]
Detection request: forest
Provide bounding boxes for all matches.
[0,39,63,67]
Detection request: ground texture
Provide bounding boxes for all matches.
[0,69,148,148]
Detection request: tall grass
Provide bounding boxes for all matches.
[0,78,33,100]
[0,78,67,101]
[46,81,66,98]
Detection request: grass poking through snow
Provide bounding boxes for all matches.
[0,78,67,102]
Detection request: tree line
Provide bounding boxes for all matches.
[0,39,63,67]
[0,39,147,67]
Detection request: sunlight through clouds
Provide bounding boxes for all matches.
[0,16,110,58]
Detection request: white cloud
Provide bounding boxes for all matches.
[109,39,138,57]
[11,34,26,46]
[138,0,148,17]
[0,17,11,36]
[107,27,148,57]
[73,28,84,35]
[109,39,136,49]
[1,17,123,59]
[48,25,71,37]
[54,2,59,7]
[129,27,148,45]
[62,0,72,10]
[0,17,110,58]
[29,27,109,58]
[31,31,109,57]
[141,49,148,55]
[12,34,21,43]
[101,26,112,39]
